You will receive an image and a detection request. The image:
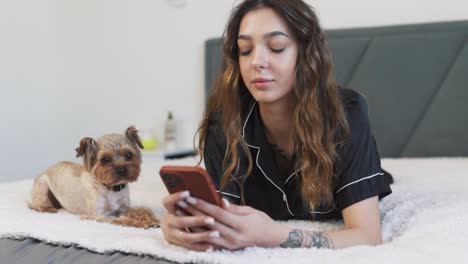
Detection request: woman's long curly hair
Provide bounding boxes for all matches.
[197,0,350,209]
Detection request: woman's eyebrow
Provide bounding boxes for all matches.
[238,31,289,40]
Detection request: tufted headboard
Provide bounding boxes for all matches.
[205,20,468,158]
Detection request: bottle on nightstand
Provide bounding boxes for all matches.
[164,111,177,152]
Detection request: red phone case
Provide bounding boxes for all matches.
[159,165,222,207]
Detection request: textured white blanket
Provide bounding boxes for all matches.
[1,157,467,263]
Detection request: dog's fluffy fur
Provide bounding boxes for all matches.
[28,126,159,229]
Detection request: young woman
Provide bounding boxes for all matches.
[161,0,392,251]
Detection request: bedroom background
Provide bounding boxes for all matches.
[1,0,467,182]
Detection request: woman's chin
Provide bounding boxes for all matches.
[253,97,276,104]
[252,93,291,105]
[250,91,276,103]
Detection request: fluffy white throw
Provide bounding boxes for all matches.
[1,157,467,263]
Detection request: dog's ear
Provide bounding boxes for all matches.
[75,137,97,158]
[75,137,98,171]
[125,126,144,149]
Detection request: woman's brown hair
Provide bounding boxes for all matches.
[197,0,350,210]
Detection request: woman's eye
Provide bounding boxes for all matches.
[271,47,285,53]
[125,152,133,160]
[239,49,252,56]
[100,157,111,164]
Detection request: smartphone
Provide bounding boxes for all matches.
[159,165,222,207]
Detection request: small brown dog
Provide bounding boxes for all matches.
[28,126,159,228]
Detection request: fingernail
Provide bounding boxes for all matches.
[180,191,190,198]
[209,231,220,238]
[186,196,197,205]
[222,198,230,208]
[204,218,215,225]
[175,210,184,216]
[206,245,214,252]
[177,201,188,208]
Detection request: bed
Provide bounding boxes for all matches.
[1,20,468,263]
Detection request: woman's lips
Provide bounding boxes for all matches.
[251,78,273,89]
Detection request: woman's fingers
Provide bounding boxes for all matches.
[162,195,263,251]
[211,218,242,244]
[161,212,217,252]
[178,200,211,218]
[223,200,257,215]
[162,191,190,214]
[185,197,240,229]
[174,229,220,250]
[165,198,216,234]
[167,207,241,247]
[207,237,237,251]
[184,242,215,252]
[168,213,216,229]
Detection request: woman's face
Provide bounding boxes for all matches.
[237,7,298,105]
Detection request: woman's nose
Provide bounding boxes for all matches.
[251,47,268,70]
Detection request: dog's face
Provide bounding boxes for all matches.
[75,126,144,187]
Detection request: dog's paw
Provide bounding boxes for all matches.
[111,207,160,229]
[29,204,59,214]
[43,207,58,213]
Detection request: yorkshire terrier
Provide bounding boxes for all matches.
[28,126,159,229]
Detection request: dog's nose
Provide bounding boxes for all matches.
[115,166,128,177]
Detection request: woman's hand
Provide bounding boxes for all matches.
[182,197,289,250]
[160,191,221,252]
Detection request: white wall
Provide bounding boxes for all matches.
[1,0,467,182]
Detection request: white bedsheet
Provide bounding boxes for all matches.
[1,157,467,263]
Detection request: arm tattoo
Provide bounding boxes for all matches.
[280,229,334,249]
[279,229,303,248]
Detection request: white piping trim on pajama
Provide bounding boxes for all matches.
[217,191,240,199]
[335,172,385,194]
[284,169,301,184]
[248,143,295,216]
[310,207,335,214]
[242,102,295,217]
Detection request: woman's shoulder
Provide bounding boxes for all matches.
[338,87,371,130]
[337,87,373,150]
[339,87,368,114]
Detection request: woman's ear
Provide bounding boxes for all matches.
[125,126,144,149]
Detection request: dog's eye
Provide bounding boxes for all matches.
[125,152,133,160]
[100,157,111,164]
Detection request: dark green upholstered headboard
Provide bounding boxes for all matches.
[205,21,468,157]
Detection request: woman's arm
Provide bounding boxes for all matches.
[181,195,383,250]
[280,196,383,249]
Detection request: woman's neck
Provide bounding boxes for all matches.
[258,96,296,159]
